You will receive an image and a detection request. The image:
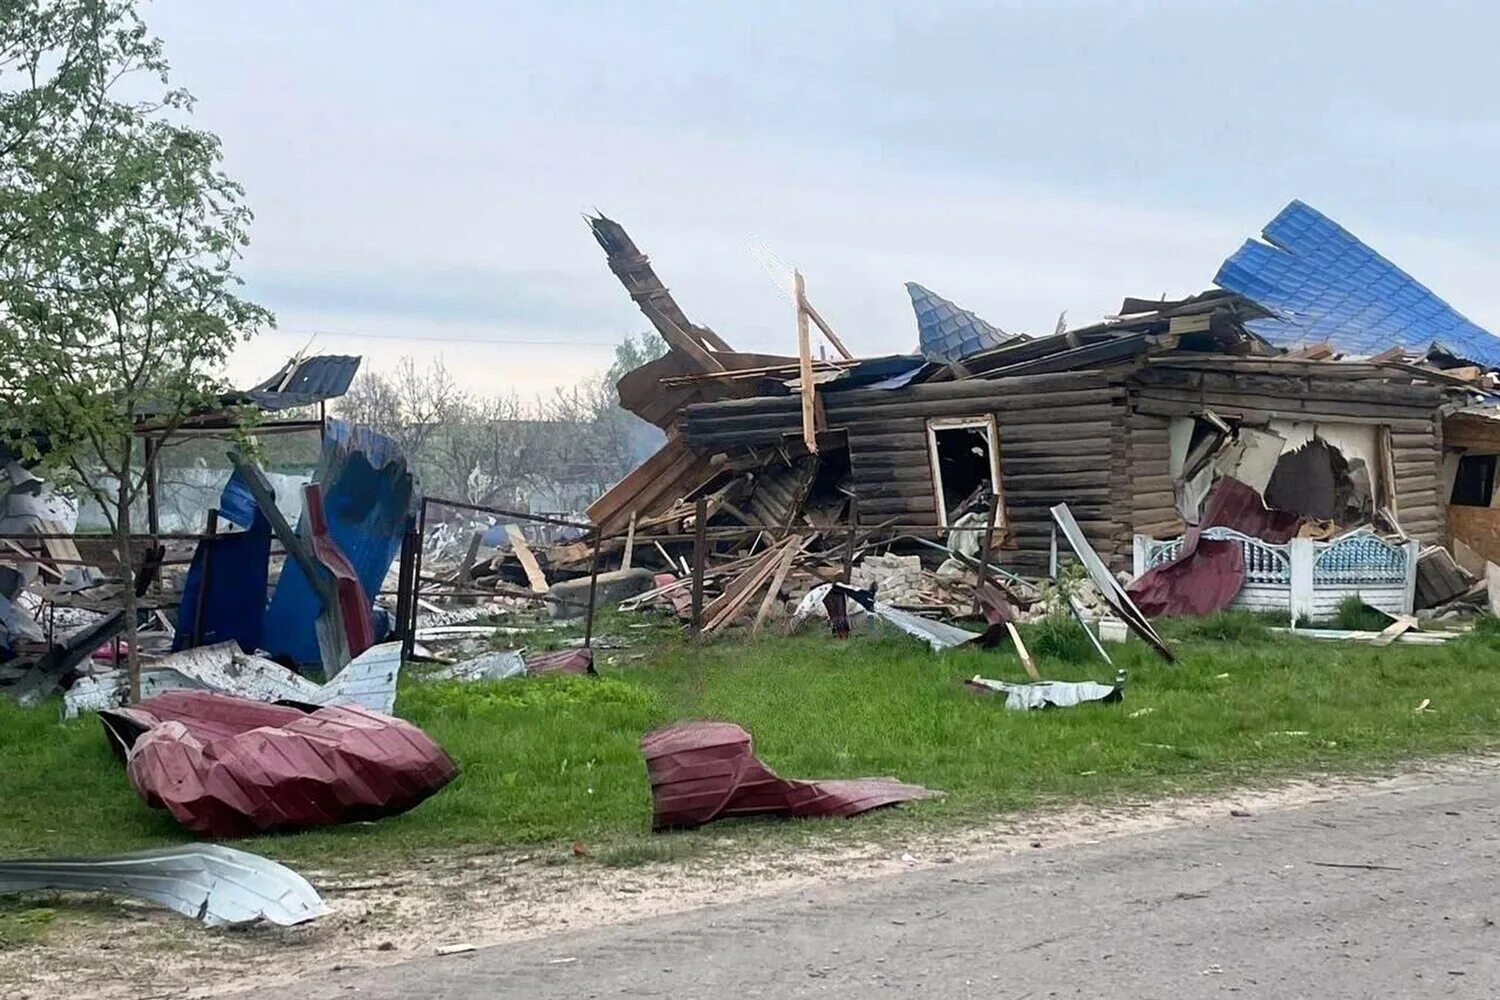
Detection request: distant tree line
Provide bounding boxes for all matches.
[334,332,668,514]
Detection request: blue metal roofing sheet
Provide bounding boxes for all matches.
[905,283,1018,364]
[1214,201,1500,367]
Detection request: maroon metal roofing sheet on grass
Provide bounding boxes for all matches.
[100,691,457,839]
[641,721,938,830]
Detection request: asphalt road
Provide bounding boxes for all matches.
[271,770,1500,999]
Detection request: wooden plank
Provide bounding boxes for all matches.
[703,540,795,632]
[1006,621,1041,681]
[505,524,549,593]
[1371,615,1419,647]
[620,511,637,572]
[751,541,802,634]
[799,288,854,360]
[795,271,818,455]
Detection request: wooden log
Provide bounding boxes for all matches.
[1131,396,1434,430]
[1131,491,1177,511]
[684,371,1112,417]
[1135,385,1437,421]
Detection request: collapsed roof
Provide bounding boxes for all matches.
[1215,200,1500,368]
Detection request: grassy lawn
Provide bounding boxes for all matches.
[2,610,1499,871]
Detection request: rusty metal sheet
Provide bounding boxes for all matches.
[525,648,595,676]
[642,721,938,831]
[100,691,457,838]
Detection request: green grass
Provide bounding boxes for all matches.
[2,609,1499,870]
[0,904,55,950]
[1331,594,1395,631]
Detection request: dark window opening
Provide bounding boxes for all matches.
[928,419,1000,527]
[1451,454,1498,507]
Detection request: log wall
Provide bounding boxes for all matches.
[1131,367,1447,546]
[683,372,1131,572]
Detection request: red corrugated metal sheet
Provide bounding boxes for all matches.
[525,648,595,676]
[641,721,937,830]
[1128,478,1302,617]
[100,691,457,838]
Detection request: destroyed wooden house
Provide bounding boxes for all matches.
[584,209,1483,583]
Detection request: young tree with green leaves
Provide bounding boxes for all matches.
[0,0,271,700]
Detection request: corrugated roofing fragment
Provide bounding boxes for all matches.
[642,720,939,830]
[0,844,327,927]
[65,640,399,718]
[967,670,1126,711]
[100,691,456,838]
[1215,200,1500,366]
[906,282,1021,364]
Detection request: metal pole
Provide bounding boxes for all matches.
[407,498,428,657]
[190,509,218,647]
[582,527,603,649]
[690,497,707,635]
[395,527,418,660]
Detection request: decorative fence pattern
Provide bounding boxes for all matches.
[1133,528,1418,619]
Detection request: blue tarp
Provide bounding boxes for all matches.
[1215,200,1500,367]
[259,420,418,667]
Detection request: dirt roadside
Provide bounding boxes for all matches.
[4,756,1493,1000]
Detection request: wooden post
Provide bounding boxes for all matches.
[974,490,1000,611]
[456,529,484,605]
[583,527,604,649]
[690,496,708,635]
[842,494,860,585]
[621,510,637,571]
[190,508,219,648]
[795,270,818,455]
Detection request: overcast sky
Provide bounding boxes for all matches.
[149,0,1500,396]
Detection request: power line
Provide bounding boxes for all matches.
[255,327,622,348]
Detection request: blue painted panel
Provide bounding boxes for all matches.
[260,421,418,668]
[172,508,272,653]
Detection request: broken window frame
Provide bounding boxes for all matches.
[924,415,1005,532]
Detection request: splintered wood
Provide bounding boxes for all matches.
[505,524,549,593]
[698,536,809,635]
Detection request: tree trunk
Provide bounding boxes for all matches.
[116,446,141,704]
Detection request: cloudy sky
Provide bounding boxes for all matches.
[149,0,1500,396]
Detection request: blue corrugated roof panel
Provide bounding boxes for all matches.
[247,355,362,410]
[1214,201,1500,366]
[906,283,1019,364]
